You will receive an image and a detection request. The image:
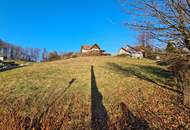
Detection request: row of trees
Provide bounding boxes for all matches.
[0,39,75,62]
[0,40,48,62]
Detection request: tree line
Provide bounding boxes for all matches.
[0,39,47,62]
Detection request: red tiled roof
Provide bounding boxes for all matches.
[82,44,101,50]
[82,45,92,50]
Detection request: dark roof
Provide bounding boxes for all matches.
[91,44,101,49]
[120,45,144,54]
[120,47,130,53]
[126,45,145,52]
[126,45,138,52]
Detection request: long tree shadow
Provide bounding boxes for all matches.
[91,66,109,130]
[22,78,76,130]
[107,62,182,94]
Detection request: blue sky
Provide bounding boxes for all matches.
[0,0,138,53]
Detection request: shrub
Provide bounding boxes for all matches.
[166,42,176,52]
[48,51,60,61]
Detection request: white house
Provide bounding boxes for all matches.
[118,45,144,59]
[118,47,131,55]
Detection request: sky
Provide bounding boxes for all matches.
[0,0,138,53]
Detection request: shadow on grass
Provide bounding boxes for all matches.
[110,102,150,129]
[138,65,173,79]
[91,65,109,130]
[0,65,26,72]
[107,62,182,94]
[23,78,76,130]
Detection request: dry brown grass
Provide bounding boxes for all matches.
[0,56,189,129]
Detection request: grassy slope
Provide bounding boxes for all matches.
[0,56,189,129]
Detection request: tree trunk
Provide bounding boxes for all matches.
[183,65,190,108]
[185,38,190,51]
[172,57,190,108]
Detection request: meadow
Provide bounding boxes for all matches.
[0,56,189,129]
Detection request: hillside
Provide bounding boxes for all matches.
[0,56,189,129]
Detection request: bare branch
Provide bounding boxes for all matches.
[122,0,190,49]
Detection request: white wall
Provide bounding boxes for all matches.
[82,49,91,53]
[0,56,4,61]
[82,48,100,53]
[119,49,130,55]
[131,53,143,59]
[91,48,100,51]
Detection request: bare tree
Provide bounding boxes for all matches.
[138,31,152,47]
[42,48,47,62]
[120,0,190,49]
[0,39,44,62]
[34,48,41,62]
[121,0,190,107]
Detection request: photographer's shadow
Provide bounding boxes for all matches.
[91,66,109,130]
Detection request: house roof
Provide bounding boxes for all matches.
[82,45,91,50]
[126,45,138,52]
[134,46,145,52]
[120,47,130,53]
[91,44,101,49]
[120,45,144,54]
[81,44,101,50]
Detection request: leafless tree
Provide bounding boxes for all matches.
[138,31,152,47]
[120,0,190,107]
[34,48,41,62]
[42,48,47,62]
[0,39,43,61]
[120,0,190,49]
